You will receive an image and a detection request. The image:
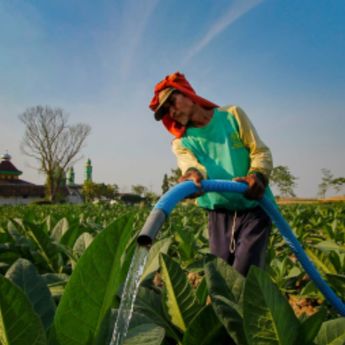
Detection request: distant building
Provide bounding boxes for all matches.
[0,153,87,205]
[66,166,83,204]
[85,159,93,182]
[0,153,45,205]
[0,155,145,205]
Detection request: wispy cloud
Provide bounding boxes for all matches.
[183,0,264,64]
[117,0,160,79]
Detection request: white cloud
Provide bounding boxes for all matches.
[183,0,264,64]
[117,0,160,79]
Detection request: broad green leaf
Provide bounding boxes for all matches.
[124,324,165,345]
[51,218,70,242]
[175,226,197,261]
[5,258,56,330]
[72,232,94,260]
[94,309,165,345]
[204,258,246,344]
[314,317,345,345]
[60,225,86,249]
[0,274,47,345]
[182,305,229,345]
[243,266,300,345]
[6,219,36,255]
[211,295,245,344]
[314,240,345,253]
[52,214,135,345]
[135,287,182,343]
[325,273,345,300]
[141,238,172,281]
[305,247,337,274]
[124,312,165,345]
[205,257,244,305]
[8,219,62,272]
[195,277,208,305]
[159,254,201,332]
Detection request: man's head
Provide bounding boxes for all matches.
[154,88,195,126]
[149,72,218,137]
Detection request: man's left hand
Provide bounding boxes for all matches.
[233,173,267,200]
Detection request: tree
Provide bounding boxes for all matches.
[318,169,333,198]
[318,169,345,198]
[19,105,91,202]
[270,165,298,198]
[161,168,182,194]
[161,174,170,194]
[332,177,345,193]
[131,184,148,196]
[130,184,158,204]
[82,181,119,202]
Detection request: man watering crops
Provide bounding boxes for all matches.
[149,72,275,276]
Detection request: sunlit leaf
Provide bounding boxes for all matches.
[159,254,201,332]
[244,266,299,345]
[314,317,345,345]
[51,214,135,345]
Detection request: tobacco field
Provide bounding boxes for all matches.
[0,201,344,345]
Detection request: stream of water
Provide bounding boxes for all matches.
[109,245,149,345]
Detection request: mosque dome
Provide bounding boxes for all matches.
[1,152,11,161]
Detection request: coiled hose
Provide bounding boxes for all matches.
[137,180,345,316]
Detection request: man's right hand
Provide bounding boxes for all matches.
[178,168,204,197]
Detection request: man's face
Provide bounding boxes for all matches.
[162,92,195,126]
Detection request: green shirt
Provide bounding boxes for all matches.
[180,108,275,210]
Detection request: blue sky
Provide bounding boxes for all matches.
[1,0,344,197]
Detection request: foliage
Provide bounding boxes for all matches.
[318,169,345,198]
[130,185,159,203]
[0,201,344,344]
[82,181,119,202]
[131,184,149,196]
[161,168,182,194]
[270,165,298,197]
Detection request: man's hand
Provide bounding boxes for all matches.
[233,173,268,200]
[178,168,204,198]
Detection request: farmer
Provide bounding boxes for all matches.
[149,72,276,276]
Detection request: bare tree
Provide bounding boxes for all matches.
[19,105,91,202]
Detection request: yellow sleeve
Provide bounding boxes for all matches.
[171,139,207,178]
[225,105,273,178]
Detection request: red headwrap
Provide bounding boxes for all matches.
[149,72,218,137]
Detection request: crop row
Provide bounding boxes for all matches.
[0,202,344,344]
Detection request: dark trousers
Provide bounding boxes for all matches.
[208,207,271,276]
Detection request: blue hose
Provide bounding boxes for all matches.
[153,180,345,316]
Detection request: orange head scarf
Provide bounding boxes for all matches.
[149,72,218,138]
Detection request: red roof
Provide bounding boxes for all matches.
[0,160,22,175]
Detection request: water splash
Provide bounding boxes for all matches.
[109,245,149,345]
